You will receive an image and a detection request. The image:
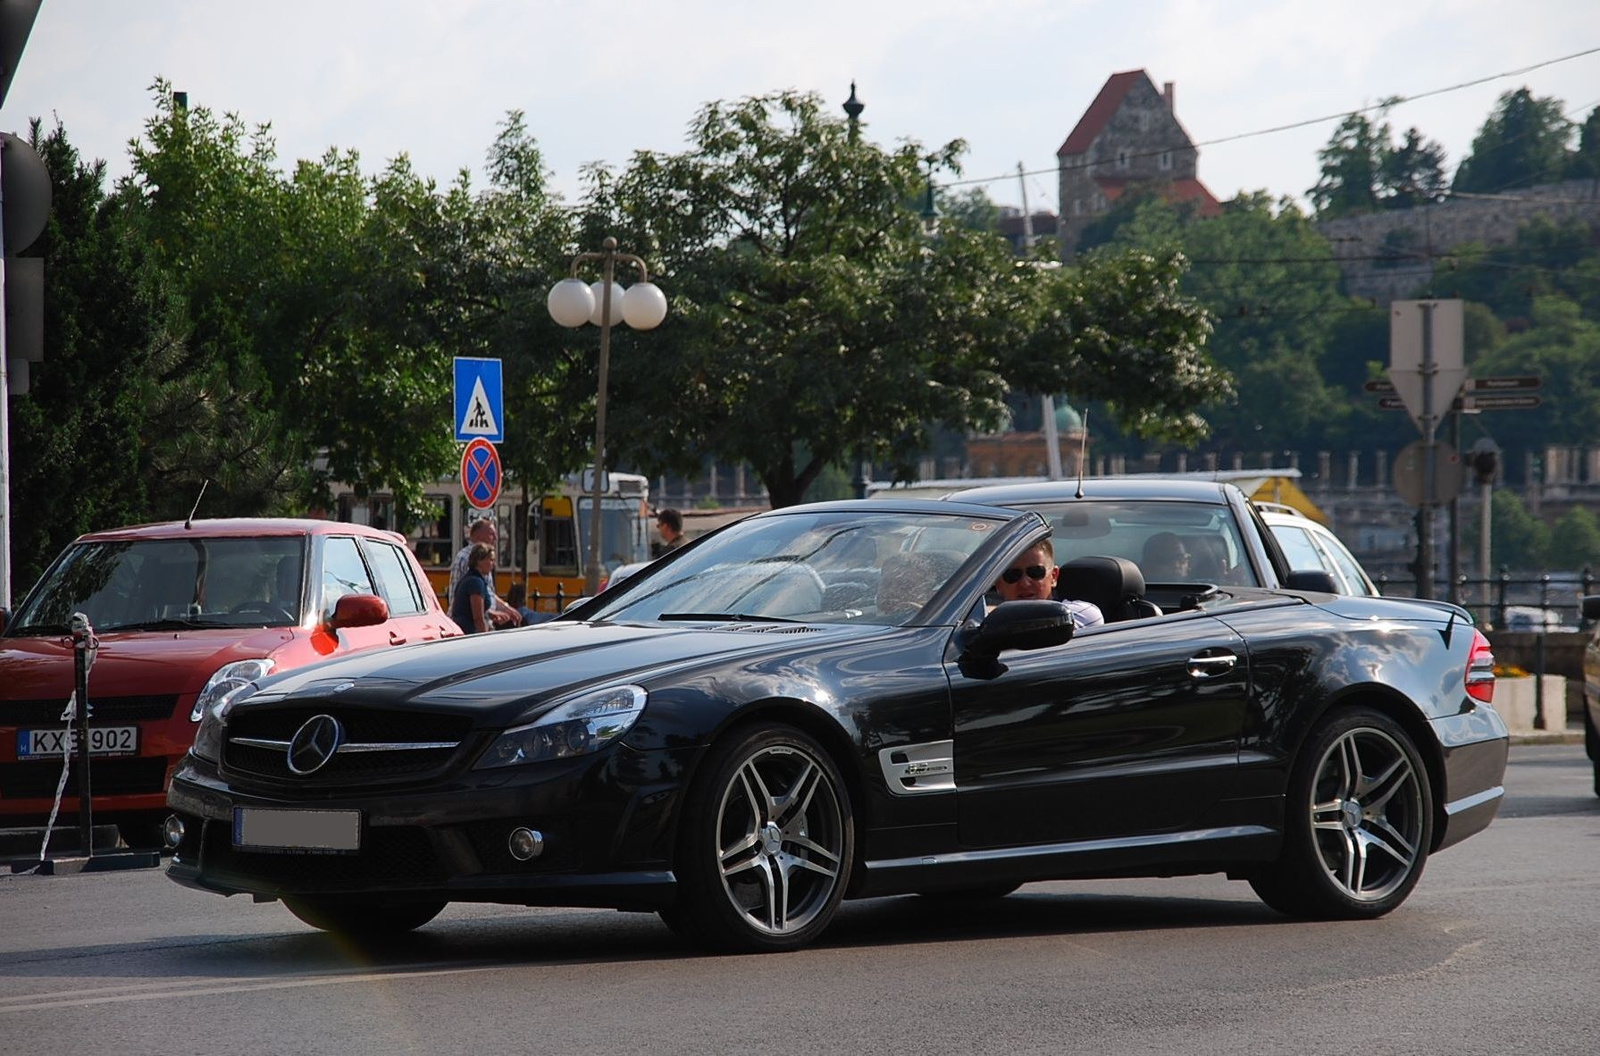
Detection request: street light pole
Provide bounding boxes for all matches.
[547,237,667,595]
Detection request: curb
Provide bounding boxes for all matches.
[1507,725,1585,746]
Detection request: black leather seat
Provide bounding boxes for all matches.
[1059,555,1162,622]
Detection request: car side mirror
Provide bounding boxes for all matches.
[961,600,1075,661]
[328,593,389,630]
[1285,569,1340,594]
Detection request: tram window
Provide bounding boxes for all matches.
[413,494,454,567]
[541,514,578,573]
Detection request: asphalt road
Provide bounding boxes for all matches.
[2,745,1596,1056]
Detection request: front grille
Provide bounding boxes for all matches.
[2,695,180,725]
[223,742,459,783]
[221,705,473,786]
[0,757,169,799]
[228,706,470,744]
[200,820,446,889]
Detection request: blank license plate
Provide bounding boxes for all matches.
[233,808,361,853]
[17,726,138,759]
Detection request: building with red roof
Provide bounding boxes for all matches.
[1057,70,1221,257]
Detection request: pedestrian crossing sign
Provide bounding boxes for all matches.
[454,357,504,443]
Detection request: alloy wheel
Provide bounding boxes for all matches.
[1308,726,1425,903]
[714,743,846,937]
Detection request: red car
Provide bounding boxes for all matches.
[0,519,461,847]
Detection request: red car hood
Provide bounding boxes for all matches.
[0,628,301,704]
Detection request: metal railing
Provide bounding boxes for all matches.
[1373,566,1598,631]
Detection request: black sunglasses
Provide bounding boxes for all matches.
[1001,564,1048,584]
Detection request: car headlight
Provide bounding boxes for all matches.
[191,659,276,721]
[190,680,265,764]
[475,684,647,770]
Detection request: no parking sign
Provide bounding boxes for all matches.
[460,438,502,510]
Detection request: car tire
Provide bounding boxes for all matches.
[283,896,446,937]
[666,722,853,953]
[1249,707,1433,919]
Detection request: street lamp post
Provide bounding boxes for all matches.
[547,237,667,595]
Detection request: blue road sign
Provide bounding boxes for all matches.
[454,357,504,443]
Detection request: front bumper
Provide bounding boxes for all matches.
[164,743,699,910]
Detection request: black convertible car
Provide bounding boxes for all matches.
[166,499,1509,951]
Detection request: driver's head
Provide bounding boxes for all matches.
[995,540,1058,602]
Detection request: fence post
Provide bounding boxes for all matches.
[1533,632,1546,730]
[1496,565,1511,631]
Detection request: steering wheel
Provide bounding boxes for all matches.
[229,600,295,622]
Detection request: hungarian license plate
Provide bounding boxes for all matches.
[233,807,361,853]
[17,726,138,759]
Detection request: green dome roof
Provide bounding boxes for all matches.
[1053,401,1083,433]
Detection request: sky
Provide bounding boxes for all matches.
[3,1,1598,216]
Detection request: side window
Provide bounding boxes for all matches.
[1312,530,1374,596]
[320,537,377,619]
[1273,525,1333,576]
[363,540,424,615]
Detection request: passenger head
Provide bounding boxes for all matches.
[468,541,495,572]
[995,539,1058,602]
[468,517,497,545]
[656,508,683,541]
[1142,532,1190,581]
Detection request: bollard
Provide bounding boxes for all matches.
[70,613,96,857]
[1533,632,1546,731]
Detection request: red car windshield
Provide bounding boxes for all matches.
[9,537,307,634]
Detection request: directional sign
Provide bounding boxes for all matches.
[1469,375,1541,392]
[1363,379,1396,394]
[1379,393,1542,412]
[460,438,502,510]
[1465,393,1542,411]
[454,357,504,443]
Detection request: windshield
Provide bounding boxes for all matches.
[1006,500,1259,587]
[8,536,308,634]
[584,509,1004,626]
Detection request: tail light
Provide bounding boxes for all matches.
[1465,629,1495,703]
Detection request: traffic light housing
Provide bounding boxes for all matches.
[2,0,46,395]
[1471,448,1498,484]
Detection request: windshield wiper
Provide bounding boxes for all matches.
[659,612,800,623]
[98,617,211,632]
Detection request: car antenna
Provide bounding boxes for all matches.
[1074,407,1089,500]
[185,479,210,531]
[1441,607,1456,647]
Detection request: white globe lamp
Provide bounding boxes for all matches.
[588,281,626,327]
[621,282,668,331]
[547,279,594,328]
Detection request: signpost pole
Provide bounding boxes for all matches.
[1418,303,1436,600]
[1448,409,1461,605]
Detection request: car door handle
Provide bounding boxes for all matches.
[388,631,408,646]
[1186,651,1238,678]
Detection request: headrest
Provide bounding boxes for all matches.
[1060,555,1146,610]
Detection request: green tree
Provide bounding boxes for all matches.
[1489,488,1549,569]
[1379,127,1449,207]
[1310,112,1387,217]
[1548,507,1600,570]
[1568,106,1600,179]
[1453,88,1573,192]
[587,91,1221,506]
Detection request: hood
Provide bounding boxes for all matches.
[243,620,880,728]
[0,627,301,703]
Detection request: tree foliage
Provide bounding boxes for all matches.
[584,91,1220,505]
[1453,88,1573,193]
[1309,109,1447,218]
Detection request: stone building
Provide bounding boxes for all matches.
[1057,69,1221,258]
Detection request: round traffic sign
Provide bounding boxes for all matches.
[460,438,502,510]
[1392,440,1462,507]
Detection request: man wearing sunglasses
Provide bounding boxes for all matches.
[994,539,1103,628]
